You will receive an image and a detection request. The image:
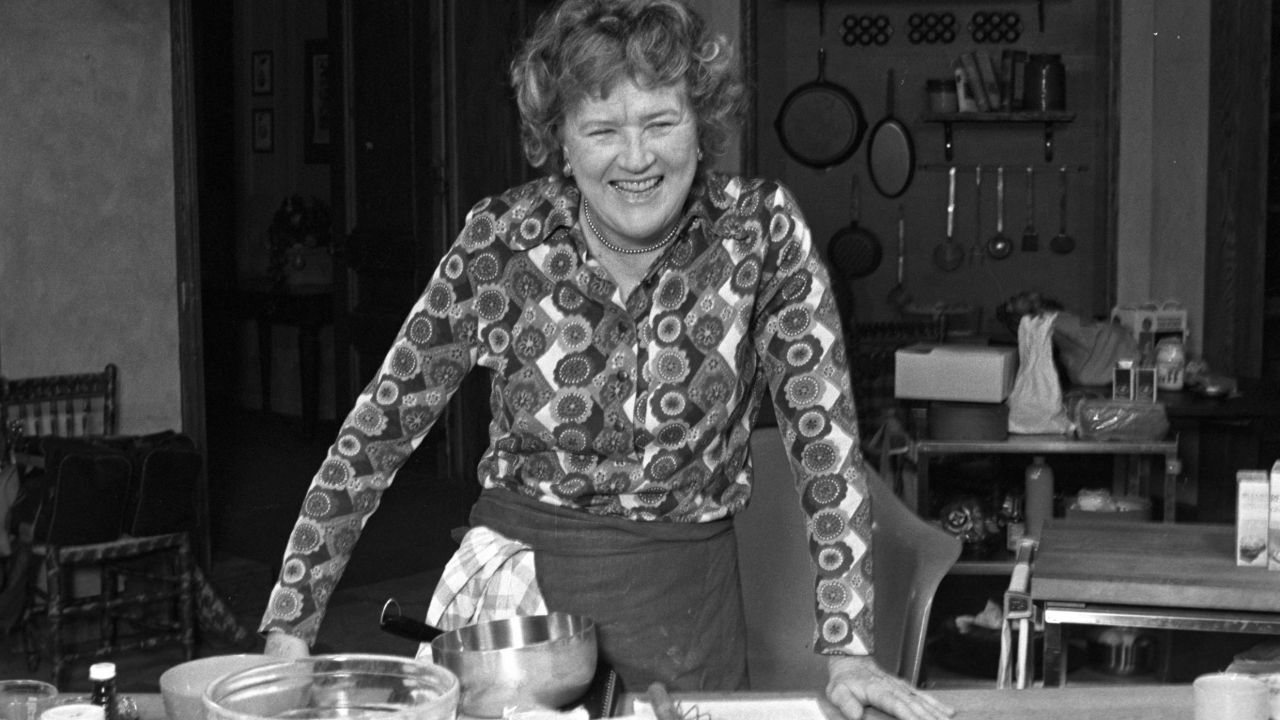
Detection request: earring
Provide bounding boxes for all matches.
[697,148,704,161]
[563,160,573,177]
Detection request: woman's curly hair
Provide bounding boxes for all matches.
[511,0,746,176]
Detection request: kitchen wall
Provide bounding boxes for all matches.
[0,0,181,433]
[752,0,1211,357]
[755,0,1112,337]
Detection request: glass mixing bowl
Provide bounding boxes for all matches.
[203,654,459,720]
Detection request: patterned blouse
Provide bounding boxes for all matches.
[259,170,874,657]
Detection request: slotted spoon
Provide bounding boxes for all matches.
[1021,166,1039,252]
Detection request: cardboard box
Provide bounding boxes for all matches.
[1271,461,1280,570]
[894,344,1018,403]
[1238,470,1270,568]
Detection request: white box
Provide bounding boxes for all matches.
[894,344,1018,403]
[1237,469,1270,568]
[1271,461,1280,571]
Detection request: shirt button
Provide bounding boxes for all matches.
[613,420,626,432]
[616,370,630,383]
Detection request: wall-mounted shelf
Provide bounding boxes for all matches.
[923,111,1077,162]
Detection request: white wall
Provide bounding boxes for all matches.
[1115,1,1209,356]
[0,0,182,433]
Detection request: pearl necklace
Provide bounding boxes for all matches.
[582,200,680,255]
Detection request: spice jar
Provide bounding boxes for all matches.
[1024,53,1065,111]
[926,78,958,113]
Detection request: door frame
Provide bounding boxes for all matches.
[169,0,210,566]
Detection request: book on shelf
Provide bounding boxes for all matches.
[975,51,1003,111]
[953,64,978,112]
[959,52,990,111]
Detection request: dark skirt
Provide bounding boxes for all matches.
[469,489,748,693]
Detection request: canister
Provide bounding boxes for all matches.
[1155,336,1186,391]
[926,78,958,113]
[1024,53,1065,111]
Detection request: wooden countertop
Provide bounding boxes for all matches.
[1031,520,1280,612]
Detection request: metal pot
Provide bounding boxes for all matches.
[1087,627,1155,676]
[379,600,598,718]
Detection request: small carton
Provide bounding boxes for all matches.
[1133,366,1158,403]
[1238,470,1270,567]
[1271,461,1280,570]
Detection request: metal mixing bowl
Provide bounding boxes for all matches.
[430,612,597,718]
[203,654,459,720]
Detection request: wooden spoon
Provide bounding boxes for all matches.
[987,166,1013,259]
[1050,165,1075,254]
[933,167,964,271]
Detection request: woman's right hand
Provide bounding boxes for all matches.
[263,630,310,659]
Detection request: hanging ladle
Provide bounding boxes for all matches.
[986,166,1013,259]
[1050,165,1075,254]
[933,166,964,272]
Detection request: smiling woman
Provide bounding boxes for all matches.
[255,3,950,719]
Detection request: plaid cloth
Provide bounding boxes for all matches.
[419,525,547,659]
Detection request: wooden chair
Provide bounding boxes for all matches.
[0,364,118,470]
[736,426,961,690]
[18,437,195,686]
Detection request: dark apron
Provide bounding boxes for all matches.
[470,489,748,693]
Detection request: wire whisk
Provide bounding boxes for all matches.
[675,701,711,720]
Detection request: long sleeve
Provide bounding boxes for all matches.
[751,183,873,656]
[258,226,485,645]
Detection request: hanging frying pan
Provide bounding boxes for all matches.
[827,174,883,279]
[775,49,867,170]
[867,69,916,198]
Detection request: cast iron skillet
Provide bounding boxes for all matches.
[867,69,916,199]
[775,49,867,170]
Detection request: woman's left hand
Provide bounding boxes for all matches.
[826,655,956,720]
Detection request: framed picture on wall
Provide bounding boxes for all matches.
[251,51,273,96]
[252,108,274,153]
[304,39,331,164]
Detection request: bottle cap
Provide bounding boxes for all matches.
[89,663,116,681]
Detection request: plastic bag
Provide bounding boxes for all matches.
[1052,312,1140,386]
[1073,399,1169,441]
[1007,313,1073,435]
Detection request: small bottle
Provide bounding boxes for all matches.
[1002,492,1027,552]
[1025,456,1055,539]
[89,663,118,720]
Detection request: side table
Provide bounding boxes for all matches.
[240,281,334,437]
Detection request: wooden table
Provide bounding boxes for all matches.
[1030,520,1280,686]
[239,280,333,438]
[620,686,1194,720]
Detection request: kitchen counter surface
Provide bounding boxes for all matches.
[131,684,1196,720]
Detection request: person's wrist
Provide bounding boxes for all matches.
[263,630,309,659]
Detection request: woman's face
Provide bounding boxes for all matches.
[562,79,699,248]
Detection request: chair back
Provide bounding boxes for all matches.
[32,438,131,546]
[737,427,960,690]
[1,364,118,459]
